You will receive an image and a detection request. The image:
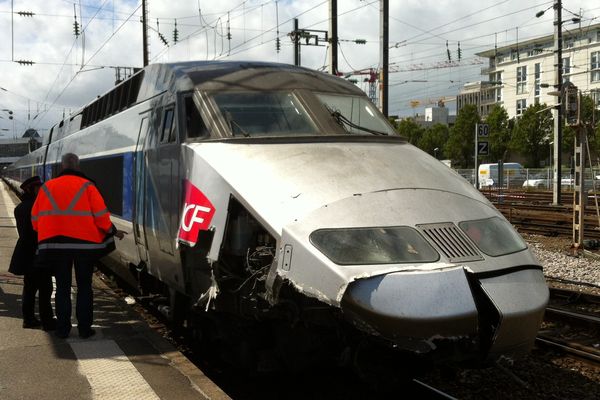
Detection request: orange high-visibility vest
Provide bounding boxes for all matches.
[32,173,113,249]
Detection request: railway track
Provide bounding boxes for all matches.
[479,189,600,239]
[538,288,600,364]
[410,379,458,399]
[96,267,459,399]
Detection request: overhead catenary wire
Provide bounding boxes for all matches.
[3,0,600,124]
[31,2,141,130]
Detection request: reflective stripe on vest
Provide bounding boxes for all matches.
[37,236,115,251]
[38,181,107,218]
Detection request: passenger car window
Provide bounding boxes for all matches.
[212,92,317,137]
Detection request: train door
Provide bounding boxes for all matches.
[157,104,180,255]
[141,102,186,293]
[133,114,150,265]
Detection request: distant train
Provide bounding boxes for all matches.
[4,61,548,369]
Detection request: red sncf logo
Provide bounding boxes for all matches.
[178,180,216,246]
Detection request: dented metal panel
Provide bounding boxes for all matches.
[480,269,549,356]
[341,267,478,352]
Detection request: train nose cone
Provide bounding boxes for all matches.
[341,267,479,353]
[477,268,548,358]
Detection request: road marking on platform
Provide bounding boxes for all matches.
[70,339,160,400]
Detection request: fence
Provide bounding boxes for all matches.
[454,167,600,190]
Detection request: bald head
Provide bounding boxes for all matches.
[61,153,80,171]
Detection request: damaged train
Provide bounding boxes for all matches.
[5,61,548,368]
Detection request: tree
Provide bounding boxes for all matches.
[576,95,600,157]
[510,103,553,167]
[395,118,425,145]
[446,104,480,167]
[419,123,449,158]
[486,104,511,162]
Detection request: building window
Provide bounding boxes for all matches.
[493,71,503,102]
[592,52,600,82]
[562,57,570,83]
[563,38,574,49]
[516,66,527,94]
[591,89,600,109]
[516,99,527,116]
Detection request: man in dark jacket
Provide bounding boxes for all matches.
[32,153,125,339]
[9,176,56,330]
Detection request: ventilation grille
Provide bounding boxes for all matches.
[418,223,483,263]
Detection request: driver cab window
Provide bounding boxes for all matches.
[184,96,208,139]
[160,107,175,144]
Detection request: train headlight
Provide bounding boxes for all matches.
[309,226,439,265]
[459,217,527,257]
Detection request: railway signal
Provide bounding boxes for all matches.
[474,123,490,188]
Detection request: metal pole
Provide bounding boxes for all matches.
[379,0,389,117]
[573,123,586,249]
[11,0,14,61]
[475,123,479,189]
[293,18,300,66]
[142,0,149,66]
[552,0,563,204]
[328,0,338,75]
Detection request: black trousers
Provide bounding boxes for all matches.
[52,255,95,335]
[22,267,54,324]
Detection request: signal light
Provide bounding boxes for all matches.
[564,85,579,126]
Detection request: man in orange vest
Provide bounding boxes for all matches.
[32,153,125,339]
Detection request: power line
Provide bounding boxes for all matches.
[31,3,141,129]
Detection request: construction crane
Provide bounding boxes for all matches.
[341,58,481,108]
[340,68,378,104]
[411,96,456,108]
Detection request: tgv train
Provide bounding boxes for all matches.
[4,61,548,367]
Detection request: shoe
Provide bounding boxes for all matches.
[55,330,69,339]
[79,328,96,339]
[42,318,57,331]
[23,319,42,329]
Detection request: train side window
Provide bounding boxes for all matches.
[184,96,208,139]
[160,108,175,144]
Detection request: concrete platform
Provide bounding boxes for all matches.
[0,181,229,400]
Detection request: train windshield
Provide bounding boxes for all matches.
[459,217,528,257]
[310,227,439,265]
[316,93,396,136]
[212,92,317,137]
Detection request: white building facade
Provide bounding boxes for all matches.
[467,22,600,119]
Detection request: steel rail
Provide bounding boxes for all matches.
[536,335,600,364]
[545,306,600,325]
[411,379,459,400]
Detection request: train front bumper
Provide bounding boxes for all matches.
[341,267,548,361]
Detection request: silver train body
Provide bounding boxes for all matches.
[5,61,548,363]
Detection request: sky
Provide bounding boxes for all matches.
[0,0,598,139]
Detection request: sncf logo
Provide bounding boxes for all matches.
[178,180,216,246]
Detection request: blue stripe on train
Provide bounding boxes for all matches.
[122,152,133,221]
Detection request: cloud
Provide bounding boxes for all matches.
[0,0,597,136]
